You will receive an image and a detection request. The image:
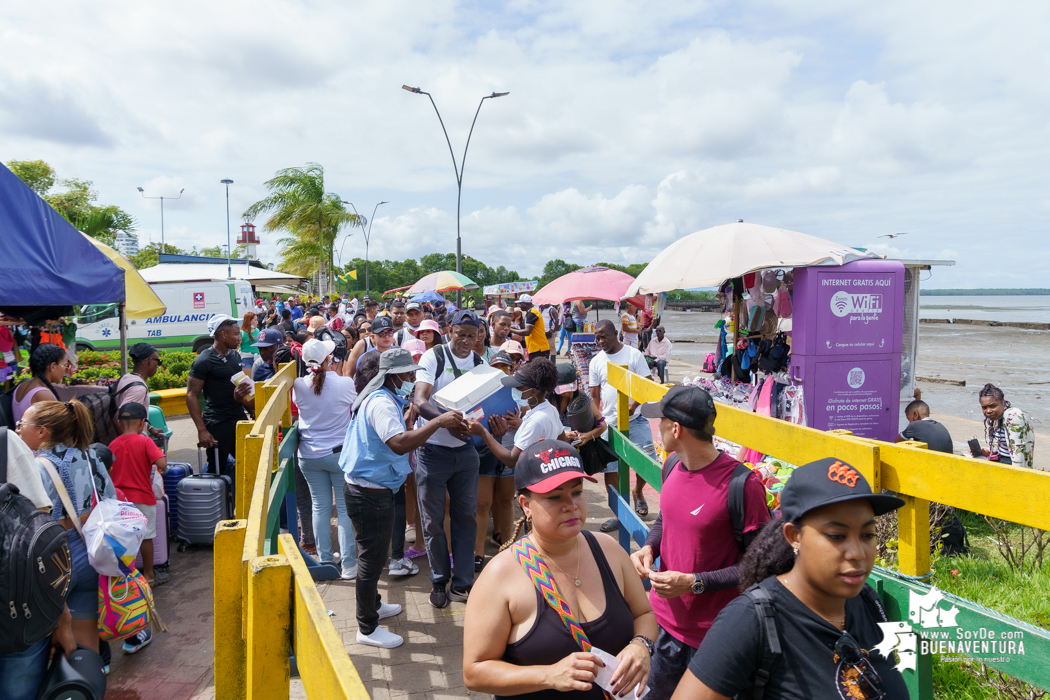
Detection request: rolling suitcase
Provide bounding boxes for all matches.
[134,494,170,569]
[163,462,193,535]
[176,448,232,551]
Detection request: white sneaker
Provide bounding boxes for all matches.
[340,564,358,580]
[357,626,403,649]
[377,601,402,619]
[332,551,341,564]
[388,557,419,577]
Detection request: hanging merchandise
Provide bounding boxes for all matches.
[774,281,793,319]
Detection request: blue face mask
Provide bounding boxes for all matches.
[395,377,414,398]
[512,388,529,407]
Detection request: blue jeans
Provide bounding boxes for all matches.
[415,443,479,590]
[300,452,358,571]
[556,325,572,353]
[68,529,97,620]
[0,638,49,700]
[646,627,698,700]
[654,359,668,384]
[603,414,656,473]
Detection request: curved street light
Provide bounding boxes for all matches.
[402,85,509,304]
[221,179,234,278]
[137,186,184,253]
[342,200,388,298]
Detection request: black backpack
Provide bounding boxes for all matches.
[934,508,970,557]
[661,452,771,553]
[757,333,790,374]
[77,379,147,446]
[736,583,888,700]
[0,427,72,654]
[313,327,348,361]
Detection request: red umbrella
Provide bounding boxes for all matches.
[531,266,635,305]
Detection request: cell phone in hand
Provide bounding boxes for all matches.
[968,438,982,458]
[571,439,583,446]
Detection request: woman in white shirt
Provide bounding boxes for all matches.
[467,359,577,468]
[292,338,359,579]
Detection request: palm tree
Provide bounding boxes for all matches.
[243,163,361,295]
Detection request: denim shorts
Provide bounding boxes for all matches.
[603,415,656,474]
[478,449,514,478]
[67,530,98,620]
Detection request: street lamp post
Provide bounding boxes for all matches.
[137,186,184,253]
[221,179,234,278]
[402,85,508,305]
[341,200,388,298]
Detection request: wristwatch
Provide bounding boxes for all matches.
[631,635,654,656]
[691,573,705,595]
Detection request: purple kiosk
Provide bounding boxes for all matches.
[790,259,905,443]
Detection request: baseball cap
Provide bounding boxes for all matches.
[516,294,532,304]
[490,350,515,368]
[371,315,394,333]
[252,328,284,348]
[301,338,337,369]
[640,385,716,434]
[116,402,148,421]
[450,309,479,327]
[128,343,157,363]
[406,302,422,312]
[208,314,235,336]
[401,337,427,360]
[554,364,577,395]
[779,457,905,523]
[499,340,525,357]
[515,439,597,493]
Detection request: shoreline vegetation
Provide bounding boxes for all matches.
[922,289,1050,296]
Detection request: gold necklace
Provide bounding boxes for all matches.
[778,575,845,628]
[533,535,582,587]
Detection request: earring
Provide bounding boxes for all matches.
[792,545,799,558]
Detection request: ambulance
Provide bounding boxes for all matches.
[75,279,255,353]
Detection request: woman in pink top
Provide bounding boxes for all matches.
[12,343,66,424]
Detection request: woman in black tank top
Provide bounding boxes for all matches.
[463,439,657,698]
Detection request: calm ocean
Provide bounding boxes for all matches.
[919,295,1050,324]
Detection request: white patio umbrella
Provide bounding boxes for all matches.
[626,221,876,297]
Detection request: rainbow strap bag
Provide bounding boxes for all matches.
[511,537,614,700]
[98,571,168,642]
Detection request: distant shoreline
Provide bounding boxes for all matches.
[921,289,1050,296]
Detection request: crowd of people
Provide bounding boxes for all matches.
[0,283,1042,699]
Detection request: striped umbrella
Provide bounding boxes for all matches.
[407,270,478,295]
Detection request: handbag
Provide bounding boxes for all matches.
[98,569,166,641]
[511,537,615,700]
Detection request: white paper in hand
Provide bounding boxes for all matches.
[230,371,256,396]
[590,647,650,699]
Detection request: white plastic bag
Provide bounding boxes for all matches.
[83,499,149,577]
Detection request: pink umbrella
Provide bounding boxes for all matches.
[531,266,635,304]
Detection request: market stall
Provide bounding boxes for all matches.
[482,280,537,310]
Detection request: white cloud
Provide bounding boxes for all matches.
[2,0,1048,286]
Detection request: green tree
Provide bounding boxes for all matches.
[129,242,185,270]
[7,159,56,195]
[243,163,363,295]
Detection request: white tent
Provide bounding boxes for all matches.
[626,221,876,297]
[139,263,306,288]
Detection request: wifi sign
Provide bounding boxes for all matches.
[831,291,852,317]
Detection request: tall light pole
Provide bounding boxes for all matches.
[221,179,234,278]
[402,85,508,305]
[137,186,184,253]
[341,200,388,298]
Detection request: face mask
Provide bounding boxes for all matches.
[512,388,529,407]
[394,375,414,398]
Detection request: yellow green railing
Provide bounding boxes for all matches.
[213,361,370,699]
[606,363,1050,699]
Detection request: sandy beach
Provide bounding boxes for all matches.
[658,309,1050,466]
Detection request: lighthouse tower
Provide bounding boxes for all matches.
[238,221,260,261]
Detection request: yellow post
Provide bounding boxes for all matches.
[616,365,631,496]
[246,555,292,700]
[235,420,253,512]
[239,433,264,519]
[897,494,931,577]
[214,520,248,700]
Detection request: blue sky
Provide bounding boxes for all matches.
[2,0,1048,287]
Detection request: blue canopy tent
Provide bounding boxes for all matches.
[0,162,131,368]
[408,290,447,304]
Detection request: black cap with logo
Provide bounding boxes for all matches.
[780,457,904,523]
[639,384,717,435]
[117,402,149,421]
[515,439,597,493]
[371,315,394,332]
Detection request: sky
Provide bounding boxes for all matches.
[3,0,1048,287]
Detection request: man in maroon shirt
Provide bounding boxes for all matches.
[630,385,771,699]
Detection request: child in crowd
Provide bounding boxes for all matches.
[109,402,169,594]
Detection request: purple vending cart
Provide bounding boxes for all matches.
[790,260,905,442]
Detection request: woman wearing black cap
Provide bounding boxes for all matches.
[671,458,908,700]
[463,439,657,699]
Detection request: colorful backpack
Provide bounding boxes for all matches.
[703,352,717,373]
